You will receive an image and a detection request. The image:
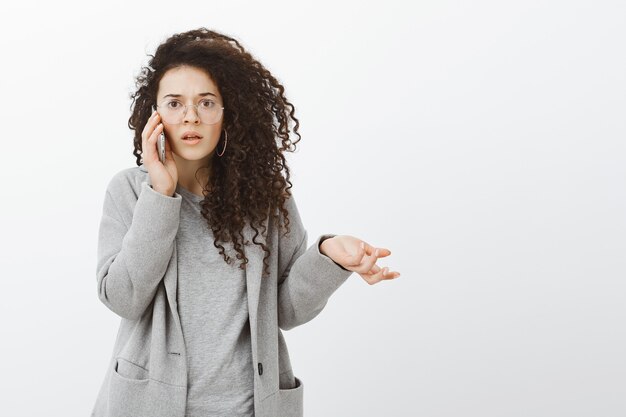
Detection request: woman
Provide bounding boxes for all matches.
[91,27,400,417]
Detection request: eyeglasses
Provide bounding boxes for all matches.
[155,99,224,125]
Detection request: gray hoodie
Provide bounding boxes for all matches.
[91,164,353,417]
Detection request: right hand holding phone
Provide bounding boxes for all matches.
[142,109,178,196]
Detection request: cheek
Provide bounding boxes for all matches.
[163,125,174,138]
[209,126,223,141]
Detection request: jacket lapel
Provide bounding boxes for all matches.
[165,218,265,344]
[140,162,265,368]
[241,222,265,357]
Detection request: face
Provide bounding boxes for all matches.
[155,66,224,167]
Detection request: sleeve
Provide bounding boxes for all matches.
[96,177,182,320]
[277,195,353,331]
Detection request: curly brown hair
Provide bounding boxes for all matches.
[128,27,303,278]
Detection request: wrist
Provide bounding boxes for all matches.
[152,185,175,197]
[319,235,350,271]
[319,236,333,256]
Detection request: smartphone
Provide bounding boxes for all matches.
[152,105,166,164]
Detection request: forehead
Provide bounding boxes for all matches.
[157,66,220,99]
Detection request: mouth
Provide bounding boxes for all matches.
[181,131,203,141]
[181,137,202,145]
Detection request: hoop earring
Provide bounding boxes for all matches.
[217,129,228,157]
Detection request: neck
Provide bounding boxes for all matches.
[173,153,213,194]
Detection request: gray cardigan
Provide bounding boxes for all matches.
[91,164,353,417]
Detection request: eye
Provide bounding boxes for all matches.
[200,99,215,108]
[166,100,181,108]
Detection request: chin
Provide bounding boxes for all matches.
[173,148,216,162]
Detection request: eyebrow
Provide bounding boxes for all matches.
[162,92,217,99]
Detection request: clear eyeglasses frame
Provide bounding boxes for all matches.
[155,98,225,125]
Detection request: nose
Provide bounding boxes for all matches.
[182,104,200,124]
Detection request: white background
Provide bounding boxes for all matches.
[1,0,624,416]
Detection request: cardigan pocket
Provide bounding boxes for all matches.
[277,376,304,417]
[114,357,149,381]
[107,357,186,417]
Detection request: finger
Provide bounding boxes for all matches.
[357,247,379,274]
[367,264,382,275]
[359,268,384,286]
[358,266,377,285]
[142,109,160,141]
[374,248,392,258]
[371,265,397,281]
[361,275,378,286]
[368,264,399,279]
[363,244,391,262]
[145,123,164,163]
[364,244,391,258]
[142,111,161,155]
[349,241,374,268]
[344,242,367,266]
[362,242,375,256]
[380,266,399,279]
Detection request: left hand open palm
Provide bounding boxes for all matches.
[321,235,401,285]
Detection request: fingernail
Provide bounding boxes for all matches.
[375,249,379,256]
[360,242,365,249]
